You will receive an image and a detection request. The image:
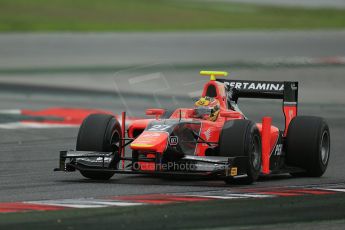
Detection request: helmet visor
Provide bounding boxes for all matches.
[195,106,212,117]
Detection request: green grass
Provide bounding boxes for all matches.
[0,0,345,31]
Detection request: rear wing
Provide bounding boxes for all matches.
[217,79,298,135]
[217,79,298,104]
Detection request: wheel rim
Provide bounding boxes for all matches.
[110,130,121,152]
[320,130,330,165]
[109,129,121,169]
[251,135,261,170]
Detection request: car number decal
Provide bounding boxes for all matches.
[148,124,171,131]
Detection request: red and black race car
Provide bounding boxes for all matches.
[55,71,330,184]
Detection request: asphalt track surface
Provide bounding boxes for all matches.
[0,31,345,228]
[1,31,345,69]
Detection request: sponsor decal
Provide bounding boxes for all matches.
[227,82,284,91]
[203,128,212,141]
[225,167,238,176]
[169,136,178,146]
[230,167,238,176]
[141,132,162,138]
[291,83,298,90]
[274,144,283,156]
[137,132,165,143]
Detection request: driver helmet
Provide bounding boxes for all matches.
[194,96,220,121]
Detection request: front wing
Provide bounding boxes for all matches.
[54,150,248,179]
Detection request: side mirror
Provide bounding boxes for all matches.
[146,108,165,119]
[220,111,243,119]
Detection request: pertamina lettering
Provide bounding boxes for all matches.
[228,82,284,91]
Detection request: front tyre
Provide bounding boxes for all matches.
[76,113,122,180]
[219,120,262,185]
[286,116,330,177]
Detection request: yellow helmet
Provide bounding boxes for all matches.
[194,97,220,121]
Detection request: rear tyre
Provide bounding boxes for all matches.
[286,116,330,177]
[219,120,262,185]
[76,113,122,180]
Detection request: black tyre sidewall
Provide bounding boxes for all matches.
[219,120,262,184]
[286,116,330,177]
[76,113,122,180]
[245,125,262,183]
[311,121,330,176]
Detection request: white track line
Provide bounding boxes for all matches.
[183,191,274,199]
[318,188,345,193]
[14,185,345,212]
[0,109,21,114]
[0,122,78,129]
[25,198,144,208]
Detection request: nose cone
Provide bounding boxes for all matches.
[130,131,169,153]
